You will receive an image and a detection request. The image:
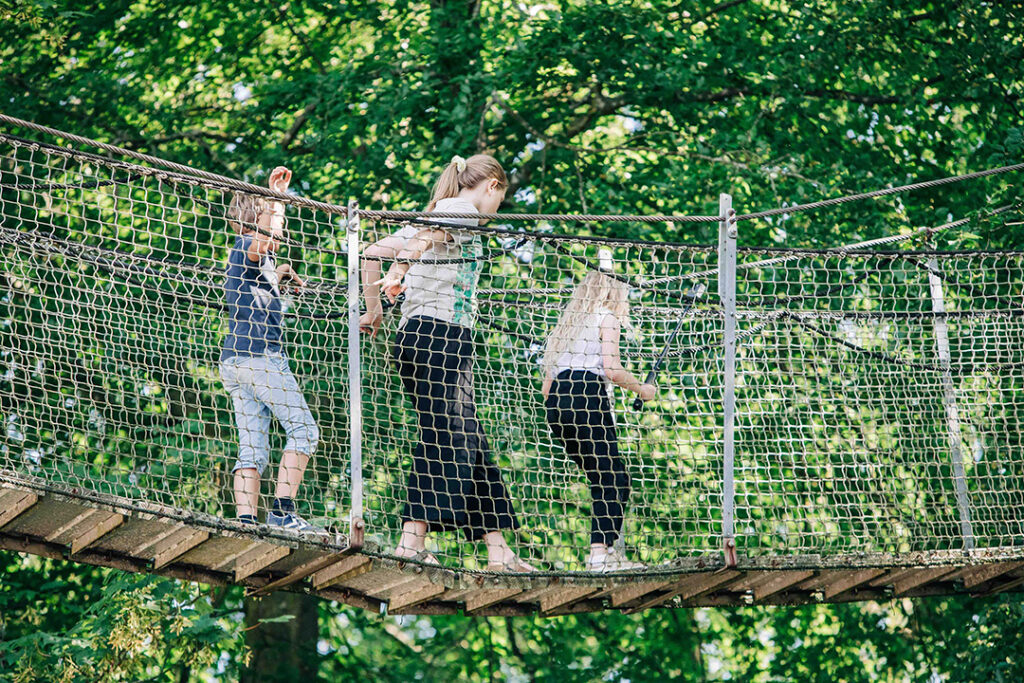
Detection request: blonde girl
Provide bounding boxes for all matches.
[542,271,654,572]
[359,154,533,572]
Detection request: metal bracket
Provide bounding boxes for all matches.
[344,516,365,555]
[723,536,738,568]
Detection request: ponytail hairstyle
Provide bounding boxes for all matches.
[427,154,508,211]
[543,271,632,378]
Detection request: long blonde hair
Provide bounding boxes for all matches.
[427,154,508,211]
[543,271,631,377]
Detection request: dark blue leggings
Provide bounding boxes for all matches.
[545,369,630,546]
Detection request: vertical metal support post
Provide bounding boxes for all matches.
[718,193,739,567]
[346,200,365,551]
[927,258,974,551]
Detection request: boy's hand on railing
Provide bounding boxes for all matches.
[268,166,291,193]
[275,263,304,291]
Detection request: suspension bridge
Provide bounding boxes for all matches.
[2,114,1024,615]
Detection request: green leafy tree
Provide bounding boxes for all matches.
[2,1,1024,682]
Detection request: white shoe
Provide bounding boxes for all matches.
[586,547,646,573]
[266,510,330,536]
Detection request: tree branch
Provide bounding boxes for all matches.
[281,100,318,152]
[275,2,327,74]
[700,0,752,21]
[116,130,237,145]
[499,99,828,187]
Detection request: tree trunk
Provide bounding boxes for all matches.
[241,592,320,682]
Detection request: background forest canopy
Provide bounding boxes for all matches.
[3,1,1024,682]
[3,0,1023,246]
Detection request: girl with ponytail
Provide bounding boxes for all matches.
[359,154,534,572]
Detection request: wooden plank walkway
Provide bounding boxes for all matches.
[2,472,1023,616]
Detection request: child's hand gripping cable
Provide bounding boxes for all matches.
[632,282,707,411]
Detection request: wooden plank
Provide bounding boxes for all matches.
[431,587,474,604]
[627,570,742,614]
[152,529,209,570]
[514,581,564,605]
[234,546,291,581]
[0,533,227,587]
[892,567,957,596]
[796,570,843,592]
[390,600,464,616]
[388,582,446,611]
[541,598,607,617]
[69,512,124,554]
[607,579,674,608]
[133,525,182,557]
[0,491,38,529]
[250,552,356,595]
[868,568,918,588]
[207,540,266,572]
[539,586,598,614]
[364,573,424,599]
[752,570,815,601]
[318,586,386,613]
[312,555,373,590]
[823,569,886,599]
[464,588,523,613]
[984,574,1024,596]
[3,497,105,539]
[949,561,1024,589]
[44,509,102,542]
[344,567,417,595]
[726,571,768,594]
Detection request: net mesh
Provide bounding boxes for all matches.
[359,220,723,570]
[2,132,1023,576]
[0,136,355,528]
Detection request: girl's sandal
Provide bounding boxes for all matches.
[395,549,441,566]
[486,557,536,573]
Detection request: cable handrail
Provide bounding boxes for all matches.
[3,112,1022,240]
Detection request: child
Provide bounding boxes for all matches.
[360,154,533,572]
[542,271,654,572]
[219,166,323,534]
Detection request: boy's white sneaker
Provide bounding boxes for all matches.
[586,547,646,573]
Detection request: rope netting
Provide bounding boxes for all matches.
[0,135,356,531]
[2,125,1024,577]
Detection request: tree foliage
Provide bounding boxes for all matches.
[2,0,1024,681]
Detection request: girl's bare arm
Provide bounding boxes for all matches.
[361,235,409,319]
[394,228,451,263]
[378,228,452,301]
[601,317,648,395]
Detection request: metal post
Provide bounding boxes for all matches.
[346,200,364,551]
[718,193,738,567]
[927,258,974,551]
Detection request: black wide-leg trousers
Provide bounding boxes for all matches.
[393,316,519,540]
[545,369,630,546]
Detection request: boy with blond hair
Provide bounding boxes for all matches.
[219,166,324,534]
